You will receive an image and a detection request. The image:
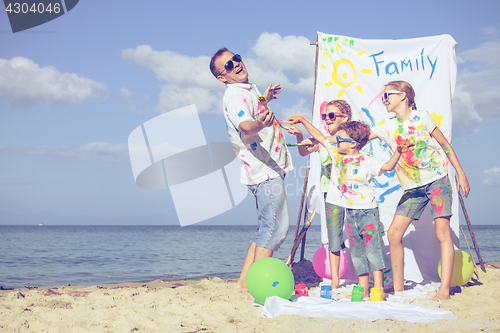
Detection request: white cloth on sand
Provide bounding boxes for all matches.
[260,296,456,323]
[260,283,457,323]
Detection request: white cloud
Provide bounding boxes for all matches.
[481,26,500,40]
[122,33,315,114]
[0,57,109,106]
[156,84,221,114]
[122,45,225,114]
[280,99,313,121]
[249,32,316,92]
[122,46,219,90]
[482,167,500,186]
[455,38,500,123]
[451,84,482,135]
[0,142,129,162]
[120,87,152,114]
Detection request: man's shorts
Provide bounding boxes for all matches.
[247,175,290,251]
[395,176,453,220]
[325,202,345,253]
[346,208,385,276]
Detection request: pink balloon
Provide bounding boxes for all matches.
[312,245,347,279]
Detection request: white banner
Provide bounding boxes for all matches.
[309,32,459,283]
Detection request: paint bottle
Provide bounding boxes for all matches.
[370,287,382,301]
[351,285,364,302]
[294,283,309,296]
[320,285,332,299]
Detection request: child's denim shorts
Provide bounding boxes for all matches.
[247,175,290,252]
[395,176,453,220]
[325,202,345,253]
[346,208,385,276]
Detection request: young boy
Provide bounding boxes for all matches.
[287,116,411,299]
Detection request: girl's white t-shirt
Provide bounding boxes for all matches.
[372,110,447,190]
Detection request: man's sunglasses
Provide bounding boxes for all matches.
[382,90,401,102]
[217,54,242,77]
[336,136,360,146]
[321,112,347,121]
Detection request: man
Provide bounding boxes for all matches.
[210,47,293,290]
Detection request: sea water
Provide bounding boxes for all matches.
[0,225,498,289]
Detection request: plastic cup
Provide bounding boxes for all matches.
[370,287,382,301]
[351,285,364,302]
[295,283,309,296]
[320,285,332,299]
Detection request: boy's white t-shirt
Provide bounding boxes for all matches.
[324,140,384,209]
[372,110,447,190]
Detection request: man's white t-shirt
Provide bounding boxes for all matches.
[223,83,293,185]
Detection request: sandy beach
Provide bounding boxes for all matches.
[1,262,499,333]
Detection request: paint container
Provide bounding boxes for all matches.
[370,287,382,301]
[351,285,364,302]
[294,283,309,296]
[320,285,332,299]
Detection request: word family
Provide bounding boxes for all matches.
[369,48,438,80]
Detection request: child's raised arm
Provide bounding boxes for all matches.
[287,116,329,147]
[431,127,471,197]
[284,126,315,156]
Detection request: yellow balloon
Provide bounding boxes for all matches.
[438,250,474,287]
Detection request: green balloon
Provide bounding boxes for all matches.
[246,257,295,305]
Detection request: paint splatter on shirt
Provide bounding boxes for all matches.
[372,110,447,190]
[323,140,348,207]
[318,144,332,193]
[323,141,383,209]
[222,83,293,185]
[337,153,384,209]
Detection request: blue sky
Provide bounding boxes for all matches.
[0,0,499,225]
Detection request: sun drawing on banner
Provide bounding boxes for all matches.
[322,44,373,99]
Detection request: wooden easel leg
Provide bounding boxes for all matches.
[285,166,310,266]
[456,176,486,273]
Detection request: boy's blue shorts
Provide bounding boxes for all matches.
[325,202,345,253]
[346,208,385,276]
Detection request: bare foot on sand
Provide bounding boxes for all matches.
[429,291,450,301]
[236,279,248,292]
